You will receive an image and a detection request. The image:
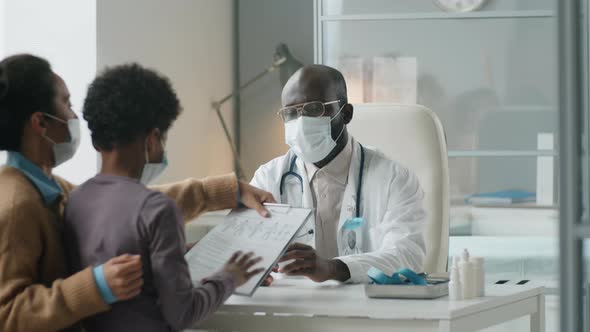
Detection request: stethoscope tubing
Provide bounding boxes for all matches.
[280,143,365,219]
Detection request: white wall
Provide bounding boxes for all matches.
[239,0,314,179]
[97,0,234,183]
[0,0,97,183]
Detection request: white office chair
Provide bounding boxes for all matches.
[348,104,450,274]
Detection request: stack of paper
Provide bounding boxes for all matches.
[336,57,365,104]
[372,57,418,104]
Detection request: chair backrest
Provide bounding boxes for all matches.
[348,104,450,273]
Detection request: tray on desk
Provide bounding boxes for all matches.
[364,280,449,299]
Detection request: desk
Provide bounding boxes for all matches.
[196,278,545,332]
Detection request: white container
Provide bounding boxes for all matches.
[448,256,462,300]
[459,249,475,299]
[461,248,470,264]
[470,257,485,297]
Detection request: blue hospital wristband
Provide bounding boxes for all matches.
[92,265,118,304]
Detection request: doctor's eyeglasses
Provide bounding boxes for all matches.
[277,100,341,123]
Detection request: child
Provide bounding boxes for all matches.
[64,64,263,332]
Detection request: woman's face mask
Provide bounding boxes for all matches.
[41,113,81,167]
[284,104,345,163]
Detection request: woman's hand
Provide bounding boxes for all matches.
[238,181,276,217]
[103,254,144,301]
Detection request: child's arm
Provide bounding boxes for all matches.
[141,192,235,330]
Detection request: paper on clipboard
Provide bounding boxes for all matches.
[185,205,312,296]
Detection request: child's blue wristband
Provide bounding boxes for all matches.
[92,265,118,304]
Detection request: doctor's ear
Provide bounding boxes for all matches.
[342,103,353,124]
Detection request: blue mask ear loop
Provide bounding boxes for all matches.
[356,144,365,218]
[280,155,303,196]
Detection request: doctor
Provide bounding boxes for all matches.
[251,65,426,283]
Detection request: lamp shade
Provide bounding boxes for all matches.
[275,43,303,87]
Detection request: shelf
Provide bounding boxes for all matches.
[319,10,555,22]
[488,105,556,113]
[452,202,557,210]
[470,203,557,210]
[448,150,557,158]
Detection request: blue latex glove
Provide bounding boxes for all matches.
[368,267,428,286]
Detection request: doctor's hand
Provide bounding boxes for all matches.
[238,181,276,217]
[278,243,351,283]
[261,264,279,287]
[223,251,265,287]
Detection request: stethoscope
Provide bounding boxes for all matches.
[280,143,366,232]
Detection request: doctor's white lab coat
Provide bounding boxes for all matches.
[250,137,427,283]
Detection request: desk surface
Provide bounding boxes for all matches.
[220,278,543,321]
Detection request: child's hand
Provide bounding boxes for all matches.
[222,251,264,287]
[103,254,144,301]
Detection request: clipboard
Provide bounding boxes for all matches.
[185,204,312,296]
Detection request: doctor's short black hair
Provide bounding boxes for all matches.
[83,63,181,151]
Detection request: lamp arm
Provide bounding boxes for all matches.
[212,103,246,179]
[212,57,286,109]
[210,56,287,179]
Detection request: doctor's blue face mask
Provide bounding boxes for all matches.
[284,103,345,163]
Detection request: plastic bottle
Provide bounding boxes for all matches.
[459,249,475,299]
[448,256,462,300]
[470,256,485,297]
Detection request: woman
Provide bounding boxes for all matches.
[0,54,145,332]
[0,54,274,332]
